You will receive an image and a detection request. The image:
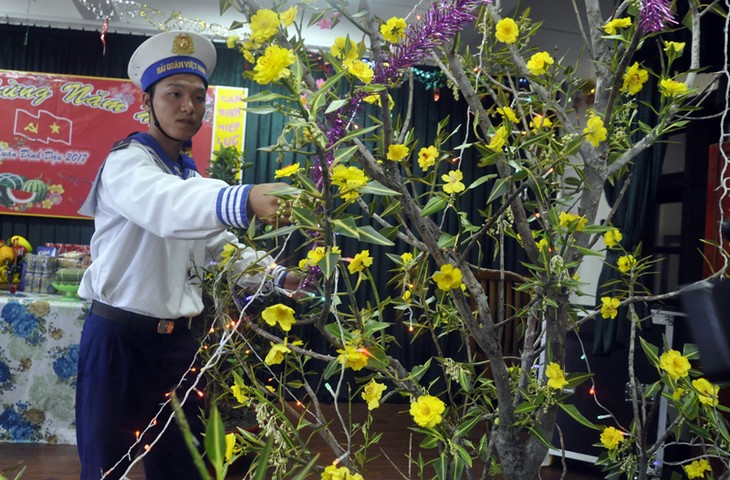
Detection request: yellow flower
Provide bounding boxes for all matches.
[410,394,446,428]
[401,252,414,264]
[621,62,649,95]
[526,51,554,76]
[220,243,238,264]
[559,211,587,231]
[488,125,508,152]
[583,114,607,147]
[659,349,691,380]
[321,465,362,480]
[279,6,297,27]
[225,432,236,461]
[418,145,438,171]
[603,229,623,248]
[684,459,712,479]
[362,379,387,410]
[337,344,369,371]
[347,59,374,84]
[660,78,688,97]
[300,246,341,269]
[497,106,519,123]
[380,16,407,43]
[617,254,636,274]
[692,378,719,406]
[441,169,466,194]
[274,162,300,178]
[432,264,463,291]
[600,426,624,450]
[253,45,296,85]
[261,303,296,332]
[363,92,394,107]
[331,36,359,62]
[545,362,568,390]
[495,17,519,44]
[331,164,370,202]
[348,249,373,274]
[663,40,686,55]
[265,385,275,393]
[387,143,410,161]
[537,238,549,251]
[249,8,280,44]
[603,17,632,35]
[600,296,620,319]
[530,114,553,131]
[672,388,685,401]
[231,379,248,404]
[264,341,291,366]
[242,49,255,64]
[226,35,239,49]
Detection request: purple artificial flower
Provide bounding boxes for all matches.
[639,0,677,33]
[374,0,491,85]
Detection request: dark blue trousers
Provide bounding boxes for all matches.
[76,312,206,480]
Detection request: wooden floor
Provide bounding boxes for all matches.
[0,403,603,479]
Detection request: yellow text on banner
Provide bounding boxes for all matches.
[211,86,248,154]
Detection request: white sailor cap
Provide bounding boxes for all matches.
[128,31,217,91]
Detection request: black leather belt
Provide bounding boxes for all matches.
[90,301,184,334]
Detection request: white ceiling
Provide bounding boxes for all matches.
[0,0,492,47]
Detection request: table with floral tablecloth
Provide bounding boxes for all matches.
[0,292,89,444]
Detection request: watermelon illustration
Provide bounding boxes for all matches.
[22,179,49,203]
[0,173,27,207]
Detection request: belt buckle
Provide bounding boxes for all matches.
[157,319,175,334]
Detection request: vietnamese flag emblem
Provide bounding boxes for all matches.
[14,109,73,145]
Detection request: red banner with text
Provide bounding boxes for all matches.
[0,70,247,219]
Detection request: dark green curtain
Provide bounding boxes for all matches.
[592,80,666,355]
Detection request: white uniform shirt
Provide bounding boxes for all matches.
[78,135,280,319]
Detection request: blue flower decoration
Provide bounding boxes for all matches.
[0,404,38,442]
[1,301,44,346]
[52,343,79,386]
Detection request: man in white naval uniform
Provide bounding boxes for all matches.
[75,30,298,479]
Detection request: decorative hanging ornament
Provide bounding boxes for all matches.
[100,16,109,55]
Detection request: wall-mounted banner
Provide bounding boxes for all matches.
[0,69,247,219]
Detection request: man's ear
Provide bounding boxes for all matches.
[141,91,152,111]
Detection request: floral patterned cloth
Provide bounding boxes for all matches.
[0,293,88,444]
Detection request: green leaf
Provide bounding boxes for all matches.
[332,217,360,239]
[366,344,390,369]
[253,435,275,480]
[565,372,594,389]
[467,173,496,191]
[437,232,456,249]
[322,358,341,380]
[331,124,381,148]
[514,401,538,415]
[453,414,482,438]
[357,225,395,246]
[204,403,226,476]
[420,435,439,449]
[434,455,448,480]
[639,336,660,367]
[410,358,432,381]
[325,98,349,114]
[253,225,300,240]
[244,90,292,103]
[290,206,319,229]
[420,196,448,217]
[559,403,599,430]
[364,320,391,336]
[487,177,511,204]
[244,106,279,115]
[318,250,340,279]
[334,145,359,164]
[359,180,400,196]
[528,426,558,450]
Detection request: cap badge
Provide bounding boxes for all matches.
[171,33,196,55]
